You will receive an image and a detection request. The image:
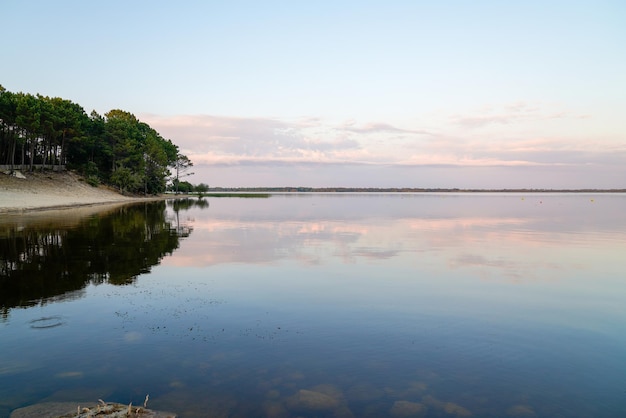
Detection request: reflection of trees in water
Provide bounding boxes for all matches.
[168,197,209,211]
[167,197,208,236]
[0,201,193,317]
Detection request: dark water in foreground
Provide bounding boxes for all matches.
[1,194,625,417]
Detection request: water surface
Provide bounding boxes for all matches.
[1,194,625,417]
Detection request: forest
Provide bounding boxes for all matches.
[0,85,192,195]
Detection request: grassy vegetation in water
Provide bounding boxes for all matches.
[200,193,271,198]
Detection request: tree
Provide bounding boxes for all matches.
[105,109,143,174]
[110,166,141,194]
[52,98,88,168]
[142,132,169,195]
[0,87,19,166]
[15,93,41,170]
[0,86,189,194]
[175,180,194,194]
[195,183,209,194]
[172,154,193,194]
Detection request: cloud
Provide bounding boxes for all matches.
[192,159,626,188]
[341,121,434,136]
[142,114,442,166]
[140,105,625,188]
[142,114,381,165]
[449,101,588,128]
[141,114,289,154]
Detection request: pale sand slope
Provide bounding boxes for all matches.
[0,170,142,213]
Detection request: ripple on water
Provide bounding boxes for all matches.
[29,316,65,329]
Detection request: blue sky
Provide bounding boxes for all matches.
[3,0,625,188]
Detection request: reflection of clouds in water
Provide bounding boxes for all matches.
[408,217,528,230]
[403,215,599,283]
[162,213,608,280]
[448,251,586,283]
[162,220,371,267]
[297,223,370,237]
[352,248,400,260]
[161,196,626,288]
[162,227,375,267]
[124,331,143,342]
[450,253,523,280]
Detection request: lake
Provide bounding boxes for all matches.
[1,193,625,417]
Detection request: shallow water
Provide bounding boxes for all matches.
[1,194,626,417]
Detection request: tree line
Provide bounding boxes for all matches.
[0,85,193,195]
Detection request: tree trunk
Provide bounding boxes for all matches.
[42,137,49,170]
[10,136,16,168]
[59,130,66,167]
[29,134,35,171]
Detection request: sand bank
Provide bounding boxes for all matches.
[0,170,159,213]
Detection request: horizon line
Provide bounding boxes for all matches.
[198,187,626,193]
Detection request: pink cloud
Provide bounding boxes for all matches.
[449,101,584,128]
[138,109,624,188]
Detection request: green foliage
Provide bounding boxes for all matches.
[195,183,209,193]
[202,193,270,198]
[84,161,99,177]
[110,166,142,194]
[0,86,193,194]
[195,182,209,198]
[86,175,100,187]
[175,180,194,194]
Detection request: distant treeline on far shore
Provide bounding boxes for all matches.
[207,187,626,193]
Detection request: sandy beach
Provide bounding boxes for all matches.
[0,170,151,213]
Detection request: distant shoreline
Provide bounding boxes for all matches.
[2,170,624,215]
[207,187,626,193]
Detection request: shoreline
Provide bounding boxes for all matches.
[0,170,170,214]
[3,170,624,214]
[0,196,169,214]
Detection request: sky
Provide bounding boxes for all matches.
[2,0,625,188]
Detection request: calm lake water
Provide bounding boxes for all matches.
[1,193,626,417]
